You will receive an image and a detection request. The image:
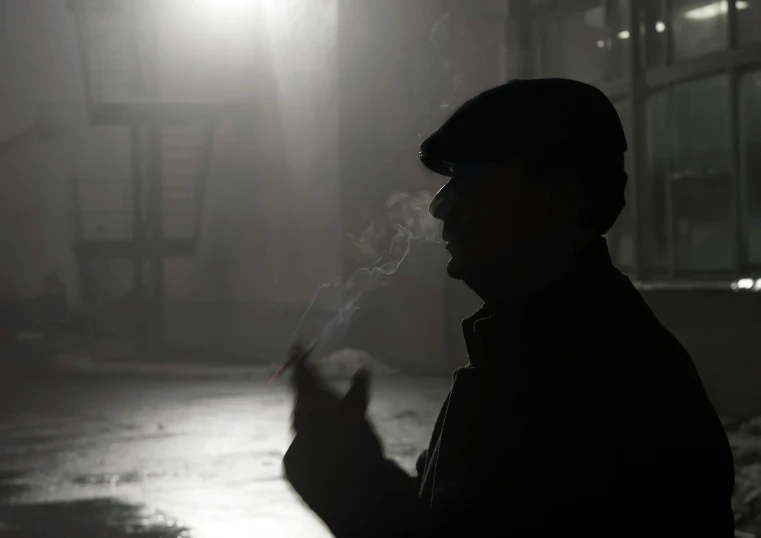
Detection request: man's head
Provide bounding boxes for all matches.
[419,78,628,281]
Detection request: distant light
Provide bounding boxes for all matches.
[185,0,254,18]
[596,40,606,49]
[617,30,631,40]
[754,279,761,291]
[655,21,666,33]
[685,1,748,20]
[685,1,726,19]
[737,278,754,290]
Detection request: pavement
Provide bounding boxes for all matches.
[4,336,761,537]
[0,370,451,537]
[53,351,277,379]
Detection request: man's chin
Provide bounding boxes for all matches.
[445,258,468,280]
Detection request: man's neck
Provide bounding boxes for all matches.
[464,229,602,306]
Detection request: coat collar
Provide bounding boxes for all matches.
[461,234,614,369]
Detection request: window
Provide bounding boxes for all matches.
[609,99,635,268]
[639,0,669,68]
[646,91,670,270]
[671,75,732,174]
[670,75,733,271]
[535,2,632,83]
[670,0,728,60]
[536,5,606,83]
[738,0,761,45]
[645,76,733,274]
[607,0,631,80]
[740,70,761,264]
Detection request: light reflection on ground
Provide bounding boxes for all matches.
[0,375,450,537]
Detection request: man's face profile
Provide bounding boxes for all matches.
[428,160,557,280]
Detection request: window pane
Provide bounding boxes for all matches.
[670,0,728,60]
[738,0,761,45]
[609,99,635,268]
[646,91,670,270]
[671,75,733,271]
[639,0,668,69]
[537,5,606,83]
[740,71,761,264]
[671,75,731,175]
[607,0,631,80]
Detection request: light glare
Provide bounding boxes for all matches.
[737,278,754,290]
[617,30,631,40]
[185,0,254,18]
[684,1,749,20]
[655,21,666,33]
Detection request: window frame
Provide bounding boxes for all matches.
[526,0,761,284]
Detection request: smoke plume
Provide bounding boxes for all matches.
[288,191,441,356]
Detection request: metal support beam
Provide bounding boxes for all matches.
[147,126,165,359]
[506,0,533,79]
[727,0,746,277]
[628,0,647,279]
[130,126,147,354]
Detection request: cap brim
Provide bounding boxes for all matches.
[418,152,453,177]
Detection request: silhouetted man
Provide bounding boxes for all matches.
[282,79,735,537]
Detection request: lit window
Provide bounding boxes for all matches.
[738,0,761,45]
[671,0,728,60]
[740,71,761,263]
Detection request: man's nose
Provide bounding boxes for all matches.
[428,182,454,221]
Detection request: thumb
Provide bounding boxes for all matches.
[341,368,372,418]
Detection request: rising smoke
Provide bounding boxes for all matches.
[288,191,442,357]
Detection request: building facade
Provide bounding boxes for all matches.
[527,0,761,282]
[498,0,761,416]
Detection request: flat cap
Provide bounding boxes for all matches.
[419,78,627,176]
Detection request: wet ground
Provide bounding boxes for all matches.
[0,371,450,537]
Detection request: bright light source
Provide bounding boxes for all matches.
[596,40,606,49]
[754,279,761,291]
[737,278,754,290]
[685,1,727,19]
[185,0,254,18]
[655,21,666,33]
[685,1,748,20]
[617,30,631,39]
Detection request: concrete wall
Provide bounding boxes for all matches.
[0,105,130,301]
[643,290,761,418]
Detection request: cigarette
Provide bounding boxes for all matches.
[268,339,319,384]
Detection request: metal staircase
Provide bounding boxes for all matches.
[69,124,212,257]
[68,0,243,355]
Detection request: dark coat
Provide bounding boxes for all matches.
[284,238,735,537]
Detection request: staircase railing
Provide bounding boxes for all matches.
[68,177,132,243]
[68,125,214,249]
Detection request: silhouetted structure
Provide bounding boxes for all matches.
[68,0,241,356]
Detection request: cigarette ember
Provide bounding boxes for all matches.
[268,339,319,384]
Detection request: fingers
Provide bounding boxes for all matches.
[290,344,341,435]
[341,368,372,418]
[288,342,316,388]
[288,340,373,433]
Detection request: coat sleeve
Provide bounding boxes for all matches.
[416,376,629,537]
[431,370,734,538]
